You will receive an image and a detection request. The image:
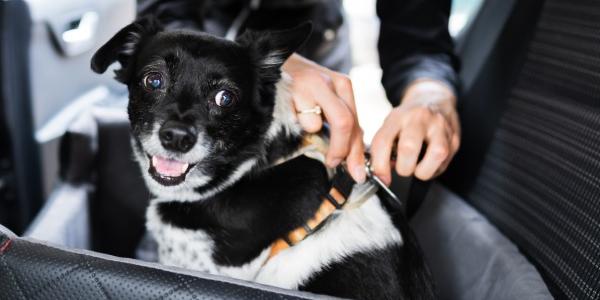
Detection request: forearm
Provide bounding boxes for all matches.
[377,0,459,105]
[384,55,459,106]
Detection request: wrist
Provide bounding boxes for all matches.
[399,78,457,113]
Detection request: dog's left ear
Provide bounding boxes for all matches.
[237,22,313,76]
[91,17,163,83]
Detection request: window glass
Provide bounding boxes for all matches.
[450,0,486,37]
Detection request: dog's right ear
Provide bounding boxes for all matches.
[236,22,313,78]
[91,17,163,83]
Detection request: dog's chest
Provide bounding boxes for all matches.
[151,220,216,273]
[146,204,215,272]
[146,192,403,289]
[146,203,268,280]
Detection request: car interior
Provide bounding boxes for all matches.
[0,0,598,299]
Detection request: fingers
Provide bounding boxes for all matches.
[395,120,425,177]
[345,128,366,182]
[433,130,460,178]
[368,79,460,182]
[318,87,355,166]
[299,74,354,166]
[291,73,324,133]
[414,115,451,180]
[331,74,357,112]
[331,74,365,182]
[433,155,453,178]
[449,111,461,153]
[370,104,460,183]
[294,97,323,133]
[289,68,365,182]
[370,113,402,185]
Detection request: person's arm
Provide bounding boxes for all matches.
[377,0,459,105]
[370,0,461,184]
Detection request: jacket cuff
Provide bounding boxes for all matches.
[381,54,459,106]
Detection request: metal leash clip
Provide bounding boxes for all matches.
[364,158,405,213]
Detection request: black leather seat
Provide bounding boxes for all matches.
[0,224,331,299]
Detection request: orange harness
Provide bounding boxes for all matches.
[264,130,405,263]
[266,134,355,260]
[267,167,354,260]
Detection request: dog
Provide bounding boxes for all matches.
[91,18,436,299]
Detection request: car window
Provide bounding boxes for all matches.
[450,0,486,37]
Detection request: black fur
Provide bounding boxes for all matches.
[158,155,328,266]
[92,18,312,191]
[91,18,436,300]
[300,245,408,299]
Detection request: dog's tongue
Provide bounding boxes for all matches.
[152,156,189,177]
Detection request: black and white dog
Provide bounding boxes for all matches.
[91,18,435,299]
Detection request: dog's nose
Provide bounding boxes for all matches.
[159,121,197,153]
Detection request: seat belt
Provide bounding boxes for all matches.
[457,0,517,92]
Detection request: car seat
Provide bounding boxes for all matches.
[2,0,599,299]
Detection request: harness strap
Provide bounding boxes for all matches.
[267,164,355,260]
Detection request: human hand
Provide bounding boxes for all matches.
[370,79,460,185]
[282,54,366,183]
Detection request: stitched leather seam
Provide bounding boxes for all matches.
[28,262,86,299]
[180,276,200,300]
[85,259,112,300]
[154,275,191,300]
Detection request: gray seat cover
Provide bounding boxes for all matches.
[411,183,553,300]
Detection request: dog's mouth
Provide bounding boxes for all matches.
[147,155,196,186]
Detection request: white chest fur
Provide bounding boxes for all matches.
[146,189,402,289]
[255,192,402,289]
[146,202,269,281]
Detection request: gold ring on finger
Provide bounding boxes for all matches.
[299,105,322,115]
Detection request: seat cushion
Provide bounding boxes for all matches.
[444,0,600,298]
[0,224,335,300]
[411,183,552,300]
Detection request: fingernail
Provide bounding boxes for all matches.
[328,158,342,167]
[352,166,366,183]
[382,176,392,186]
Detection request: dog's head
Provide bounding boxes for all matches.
[91,18,311,200]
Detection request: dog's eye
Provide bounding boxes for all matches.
[143,73,164,90]
[215,90,236,107]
